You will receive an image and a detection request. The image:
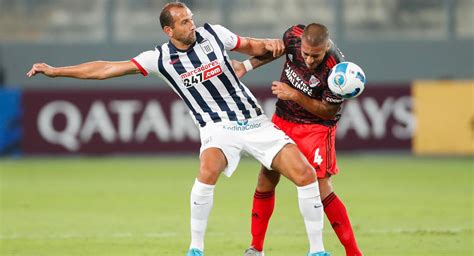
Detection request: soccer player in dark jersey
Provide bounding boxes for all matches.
[234,23,363,256]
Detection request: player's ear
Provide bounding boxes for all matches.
[163,26,173,37]
[326,40,331,51]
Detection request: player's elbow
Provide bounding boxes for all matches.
[323,112,337,120]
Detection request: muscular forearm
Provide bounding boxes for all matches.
[240,37,269,56]
[292,93,339,120]
[236,37,284,58]
[52,61,117,80]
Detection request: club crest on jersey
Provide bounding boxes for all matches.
[180,59,222,88]
[200,40,214,54]
[309,75,321,88]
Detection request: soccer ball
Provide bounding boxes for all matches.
[328,62,366,99]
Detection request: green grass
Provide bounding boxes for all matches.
[0,155,472,256]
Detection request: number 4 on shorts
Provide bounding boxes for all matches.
[313,148,323,165]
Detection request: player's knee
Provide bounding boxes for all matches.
[256,175,279,192]
[198,162,224,184]
[291,165,317,187]
[256,168,280,191]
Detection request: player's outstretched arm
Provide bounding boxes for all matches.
[272,81,340,119]
[235,38,285,58]
[26,61,141,80]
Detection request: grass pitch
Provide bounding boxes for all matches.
[1,155,472,256]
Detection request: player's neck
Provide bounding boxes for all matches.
[170,38,195,51]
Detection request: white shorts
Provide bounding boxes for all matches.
[199,115,295,177]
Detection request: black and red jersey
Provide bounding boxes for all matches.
[276,24,345,126]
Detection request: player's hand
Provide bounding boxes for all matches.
[271,81,298,101]
[264,39,285,58]
[231,59,247,79]
[26,63,56,77]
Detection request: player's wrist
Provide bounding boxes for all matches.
[242,59,253,72]
[48,67,59,77]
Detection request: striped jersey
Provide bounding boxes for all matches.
[132,23,263,127]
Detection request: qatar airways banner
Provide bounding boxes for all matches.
[22,85,413,154]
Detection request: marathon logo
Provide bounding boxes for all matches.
[180,60,223,87]
[284,63,312,96]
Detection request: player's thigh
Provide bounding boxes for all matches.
[199,124,243,179]
[292,125,338,179]
[271,143,316,187]
[199,147,228,185]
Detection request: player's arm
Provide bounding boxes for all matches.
[272,81,340,119]
[234,37,285,58]
[231,51,277,78]
[26,61,141,80]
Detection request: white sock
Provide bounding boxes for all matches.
[297,182,325,253]
[189,179,215,251]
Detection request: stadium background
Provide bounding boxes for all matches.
[0,0,472,255]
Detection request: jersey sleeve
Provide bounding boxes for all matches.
[283,24,305,62]
[131,49,160,76]
[323,90,344,105]
[326,40,345,69]
[324,40,346,104]
[208,24,241,51]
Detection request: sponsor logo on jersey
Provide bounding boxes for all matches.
[325,96,344,104]
[309,75,321,88]
[284,63,312,96]
[180,60,223,88]
[223,120,262,131]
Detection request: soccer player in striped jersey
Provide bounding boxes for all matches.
[234,24,363,256]
[26,3,330,256]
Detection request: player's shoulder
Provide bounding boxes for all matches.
[283,24,305,48]
[325,40,345,69]
[283,24,306,39]
[199,23,229,33]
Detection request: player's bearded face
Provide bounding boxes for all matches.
[171,8,197,45]
[301,39,329,69]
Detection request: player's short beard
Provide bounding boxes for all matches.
[181,32,196,45]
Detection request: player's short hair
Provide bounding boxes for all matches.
[159,2,188,29]
[302,23,329,46]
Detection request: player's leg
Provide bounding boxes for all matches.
[316,126,362,256]
[319,176,363,256]
[188,147,227,255]
[246,166,281,255]
[271,143,328,255]
[245,116,329,255]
